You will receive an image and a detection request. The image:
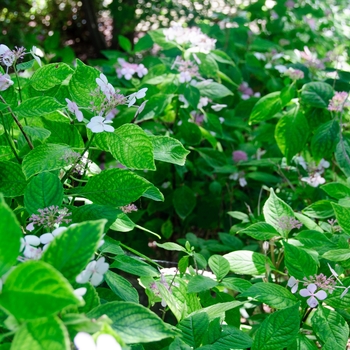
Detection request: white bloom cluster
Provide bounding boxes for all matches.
[296,156,330,187]
[164,24,216,53]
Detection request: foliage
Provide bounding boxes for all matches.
[1,1,350,349]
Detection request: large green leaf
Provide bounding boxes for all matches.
[110,254,159,277]
[150,135,190,166]
[312,306,349,349]
[14,97,63,118]
[87,302,175,343]
[302,200,334,219]
[173,186,197,220]
[251,303,300,350]
[208,255,230,281]
[331,202,350,234]
[79,168,158,206]
[195,81,233,99]
[263,188,295,237]
[275,107,309,163]
[24,172,64,215]
[311,120,340,161]
[0,260,79,320]
[241,282,298,309]
[321,182,350,199]
[283,241,318,280]
[177,313,209,348]
[0,161,27,197]
[187,275,218,293]
[11,316,70,350]
[301,82,334,108]
[335,138,350,177]
[30,63,74,91]
[105,271,139,303]
[0,194,22,277]
[239,222,280,240]
[223,251,272,275]
[249,92,282,124]
[22,144,75,179]
[41,220,105,283]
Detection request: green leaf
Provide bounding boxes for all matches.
[251,303,300,350]
[331,202,350,234]
[179,121,202,146]
[249,92,282,124]
[22,143,75,179]
[302,200,334,219]
[14,96,63,118]
[275,108,309,163]
[11,316,70,350]
[195,81,233,99]
[118,35,132,52]
[18,126,51,151]
[30,63,74,91]
[220,277,252,293]
[0,194,22,277]
[156,242,187,253]
[173,186,196,220]
[150,135,190,166]
[0,161,27,197]
[301,82,334,108]
[79,168,156,206]
[321,182,350,199]
[110,254,159,277]
[311,120,340,161]
[134,34,153,52]
[177,313,209,348]
[187,275,218,293]
[241,282,298,309]
[184,85,200,108]
[41,220,106,283]
[87,301,174,343]
[223,251,271,275]
[335,138,350,177]
[24,172,64,215]
[322,249,350,261]
[189,301,244,321]
[312,306,349,349]
[109,124,155,170]
[239,222,280,240]
[296,230,336,254]
[105,271,139,303]
[283,241,318,280]
[68,59,103,107]
[193,148,227,168]
[263,188,295,237]
[294,212,323,232]
[110,213,136,232]
[208,255,230,281]
[0,260,79,320]
[289,333,319,350]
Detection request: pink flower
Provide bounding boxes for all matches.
[65,98,83,122]
[299,283,327,308]
[232,150,248,162]
[328,91,349,112]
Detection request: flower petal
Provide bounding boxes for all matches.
[299,288,311,297]
[25,235,41,246]
[103,125,115,133]
[307,296,318,308]
[76,269,93,284]
[74,332,96,350]
[90,272,104,286]
[40,233,54,244]
[307,283,317,294]
[315,290,327,301]
[96,334,122,350]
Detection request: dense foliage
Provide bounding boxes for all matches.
[0,1,350,349]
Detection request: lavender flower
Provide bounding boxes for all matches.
[284,68,305,80]
[328,91,350,112]
[28,205,72,230]
[277,216,303,231]
[120,204,138,214]
[232,150,248,162]
[303,273,336,294]
[299,283,327,308]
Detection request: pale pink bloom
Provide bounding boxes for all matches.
[136,64,148,78]
[285,68,304,80]
[87,116,114,133]
[232,150,248,162]
[328,91,349,112]
[0,44,15,67]
[65,98,83,122]
[301,172,326,187]
[0,73,13,91]
[179,71,192,83]
[299,283,327,308]
[197,97,209,109]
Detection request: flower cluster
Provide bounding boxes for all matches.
[74,332,122,350]
[294,46,325,70]
[284,68,305,80]
[303,273,336,294]
[76,257,109,286]
[238,82,261,100]
[120,203,138,214]
[164,24,216,53]
[277,216,303,231]
[27,205,72,231]
[328,91,350,112]
[296,156,330,187]
[116,58,148,80]
[232,150,248,162]
[172,57,200,84]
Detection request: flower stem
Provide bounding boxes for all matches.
[0,111,20,162]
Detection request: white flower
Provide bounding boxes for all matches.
[30,46,42,67]
[40,226,67,250]
[65,98,83,122]
[301,172,326,187]
[96,73,115,101]
[26,222,35,232]
[179,94,189,108]
[127,88,148,107]
[136,64,148,78]
[20,235,42,259]
[197,97,209,109]
[135,100,148,117]
[76,257,109,286]
[299,283,327,308]
[74,332,122,350]
[74,287,87,301]
[287,276,299,293]
[87,116,114,133]
[0,73,14,91]
[121,67,135,80]
[179,71,192,83]
[211,104,227,112]
[0,44,15,67]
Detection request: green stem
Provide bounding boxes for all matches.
[61,133,96,184]
[13,66,28,126]
[0,95,33,150]
[0,112,20,162]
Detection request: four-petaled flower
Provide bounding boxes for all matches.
[96,73,115,101]
[287,276,299,293]
[66,98,84,122]
[299,283,327,308]
[87,116,114,133]
[76,257,109,286]
[127,88,148,107]
[74,332,122,350]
